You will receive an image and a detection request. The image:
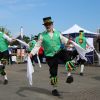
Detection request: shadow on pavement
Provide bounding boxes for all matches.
[16,86,52,97]
[0,80,3,84]
[60,72,80,76]
[16,86,63,99]
[17,69,39,73]
[92,76,100,81]
[18,69,26,72]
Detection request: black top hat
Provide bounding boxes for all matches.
[33,35,38,40]
[43,17,53,25]
[79,30,84,33]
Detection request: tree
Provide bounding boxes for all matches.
[0,26,11,36]
[23,35,30,43]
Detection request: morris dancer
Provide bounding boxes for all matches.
[75,30,91,76]
[30,17,75,96]
[0,31,15,84]
[28,36,37,65]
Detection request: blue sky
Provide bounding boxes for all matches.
[0,0,100,37]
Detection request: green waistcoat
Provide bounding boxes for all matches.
[0,32,8,52]
[75,36,87,49]
[42,31,61,57]
[28,40,36,51]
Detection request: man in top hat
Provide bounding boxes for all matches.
[30,17,75,96]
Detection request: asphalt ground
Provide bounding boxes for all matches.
[0,63,100,100]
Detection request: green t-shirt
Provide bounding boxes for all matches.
[75,36,87,49]
[28,40,36,51]
[41,30,61,57]
[0,32,9,52]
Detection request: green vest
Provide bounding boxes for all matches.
[0,32,8,52]
[28,40,36,51]
[75,36,87,49]
[42,31,61,57]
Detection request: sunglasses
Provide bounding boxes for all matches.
[44,23,53,26]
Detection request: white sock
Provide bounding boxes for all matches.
[80,64,84,73]
[4,75,8,80]
[67,72,71,76]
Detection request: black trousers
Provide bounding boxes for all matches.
[0,50,9,76]
[39,54,44,63]
[28,51,38,63]
[9,54,13,64]
[72,49,86,64]
[0,50,9,62]
[0,65,6,76]
[31,54,38,63]
[46,49,74,78]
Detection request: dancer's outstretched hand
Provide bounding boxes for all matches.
[12,38,16,42]
[67,39,73,46]
[68,39,72,43]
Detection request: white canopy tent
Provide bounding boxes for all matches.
[62,24,97,35]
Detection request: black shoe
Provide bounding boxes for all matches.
[3,79,8,85]
[52,89,60,96]
[80,73,84,76]
[66,76,73,83]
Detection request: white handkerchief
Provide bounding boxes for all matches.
[72,41,87,61]
[27,56,34,86]
[16,39,29,48]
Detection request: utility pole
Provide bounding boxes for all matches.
[20,26,23,63]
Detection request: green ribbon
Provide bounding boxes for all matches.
[50,76,58,86]
[65,61,77,71]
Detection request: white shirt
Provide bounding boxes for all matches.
[31,32,69,56]
[3,34,13,42]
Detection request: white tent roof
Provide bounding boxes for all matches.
[62,24,97,35]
